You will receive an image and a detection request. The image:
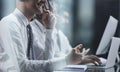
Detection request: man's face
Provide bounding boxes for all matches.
[25,0,46,14]
[33,0,47,14]
[36,0,46,14]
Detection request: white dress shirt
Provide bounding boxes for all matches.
[1,8,67,72]
[0,21,20,72]
[53,30,72,57]
[30,19,55,60]
[30,19,72,60]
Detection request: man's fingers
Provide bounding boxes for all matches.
[89,55,102,65]
[91,55,100,62]
[73,48,77,54]
[85,48,90,54]
[74,44,83,50]
[82,48,90,55]
[42,9,52,21]
[74,44,83,53]
[92,61,99,66]
[86,48,90,53]
[73,44,90,55]
[82,48,85,53]
[43,7,50,14]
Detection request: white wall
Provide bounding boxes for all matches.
[2,0,16,17]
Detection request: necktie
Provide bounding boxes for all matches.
[26,25,35,60]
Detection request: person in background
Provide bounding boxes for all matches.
[0,0,101,72]
[30,0,101,66]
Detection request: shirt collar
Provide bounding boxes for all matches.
[13,8,29,27]
[34,19,46,33]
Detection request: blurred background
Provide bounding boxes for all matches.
[0,0,119,54]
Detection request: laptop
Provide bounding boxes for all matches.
[96,16,118,55]
[87,37,120,69]
[105,67,115,72]
[55,65,87,72]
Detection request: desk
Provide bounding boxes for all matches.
[54,64,120,72]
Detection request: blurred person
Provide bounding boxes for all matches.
[30,0,101,66]
[0,0,101,72]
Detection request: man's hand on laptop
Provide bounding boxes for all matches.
[80,55,102,66]
[72,45,102,65]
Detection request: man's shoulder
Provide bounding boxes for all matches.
[1,14,18,23]
[1,14,21,28]
[0,14,22,33]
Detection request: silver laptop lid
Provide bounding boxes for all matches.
[105,37,120,68]
[96,16,118,55]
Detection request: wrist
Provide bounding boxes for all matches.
[65,55,71,65]
[45,21,56,29]
[65,51,75,65]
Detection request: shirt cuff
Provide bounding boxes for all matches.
[49,56,67,71]
[46,29,55,39]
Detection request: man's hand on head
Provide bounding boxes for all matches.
[68,44,102,65]
[40,10,56,29]
[35,0,56,29]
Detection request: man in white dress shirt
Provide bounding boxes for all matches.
[30,0,102,66]
[0,0,101,72]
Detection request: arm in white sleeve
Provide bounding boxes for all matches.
[58,30,72,53]
[44,29,55,59]
[54,30,72,57]
[0,22,20,72]
[9,23,67,72]
[0,42,9,72]
[31,19,55,60]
